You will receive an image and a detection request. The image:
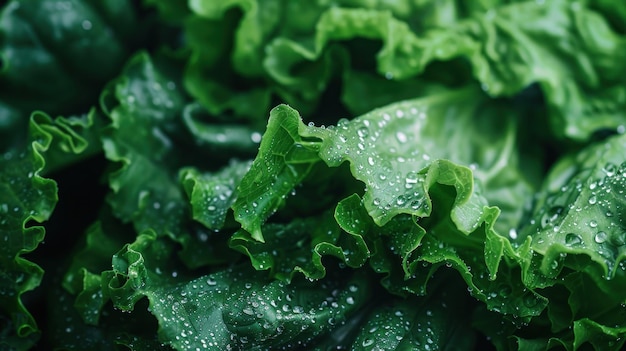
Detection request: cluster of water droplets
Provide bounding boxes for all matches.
[231,277,364,349]
[150,268,367,350]
[355,297,458,351]
[190,159,252,230]
[312,102,434,224]
[154,277,229,350]
[530,161,626,278]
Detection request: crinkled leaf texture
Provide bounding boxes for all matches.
[505,133,626,350]
[185,0,626,141]
[349,277,476,351]
[101,52,240,269]
[232,88,545,322]
[180,159,252,231]
[99,230,372,350]
[0,110,98,349]
[0,0,139,153]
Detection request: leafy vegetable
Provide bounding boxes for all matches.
[2,0,626,350]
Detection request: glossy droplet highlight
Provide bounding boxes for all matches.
[594,231,608,243]
[565,233,583,247]
[603,163,617,177]
[362,338,374,347]
[396,131,407,143]
[357,126,369,138]
[405,171,419,185]
[540,206,563,228]
[588,195,597,205]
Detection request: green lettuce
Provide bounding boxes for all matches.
[2,0,626,350]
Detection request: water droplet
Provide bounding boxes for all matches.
[81,20,92,30]
[396,195,406,206]
[565,233,583,247]
[550,260,559,270]
[362,338,374,347]
[508,228,518,240]
[367,157,375,166]
[595,231,608,243]
[540,206,563,228]
[207,278,217,286]
[346,297,354,305]
[395,131,407,143]
[588,195,597,205]
[603,163,617,177]
[589,220,598,228]
[410,199,422,210]
[357,126,369,138]
[251,132,262,143]
[405,171,419,185]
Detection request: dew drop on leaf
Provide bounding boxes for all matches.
[362,338,374,347]
[357,126,369,138]
[603,162,616,177]
[588,195,597,205]
[540,206,563,228]
[594,231,608,243]
[395,131,407,143]
[565,233,583,247]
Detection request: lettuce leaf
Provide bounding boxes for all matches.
[98,229,372,350]
[4,0,626,350]
[0,0,140,154]
[0,111,99,349]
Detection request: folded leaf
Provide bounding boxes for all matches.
[0,0,139,153]
[181,159,252,231]
[102,52,231,269]
[0,111,100,348]
[230,208,369,281]
[350,280,476,350]
[101,230,372,350]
